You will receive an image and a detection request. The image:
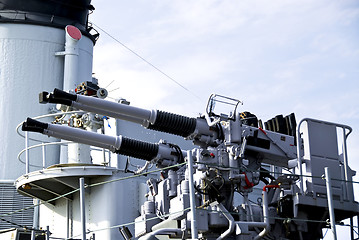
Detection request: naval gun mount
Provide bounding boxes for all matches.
[17,88,359,240]
[38,89,299,167]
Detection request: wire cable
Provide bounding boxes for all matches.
[90,22,201,101]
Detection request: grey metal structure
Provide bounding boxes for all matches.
[0,181,34,231]
[20,89,359,240]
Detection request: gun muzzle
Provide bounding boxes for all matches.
[22,118,48,133]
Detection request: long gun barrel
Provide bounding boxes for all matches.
[22,118,185,167]
[40,89,218,145]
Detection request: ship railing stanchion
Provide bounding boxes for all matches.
[30,199,40,240]
[42,142,46,169]
[80,177,87,240]
[350,217,354,240]
[25,131,30,174]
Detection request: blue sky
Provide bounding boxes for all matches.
[90,1,359,238]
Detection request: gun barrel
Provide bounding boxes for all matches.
[41,89,209,139]
[75,93,156,124]
[22,118,184,163]
[72,102,145,125]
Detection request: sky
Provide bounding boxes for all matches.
[90,1,359,239]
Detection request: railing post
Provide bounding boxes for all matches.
[80,177,87,240]
[42,142,46,169]
[46,226,50,240]
[342,128,352,201]
[350,217,354,240]
[187,150,198,240]
[325,167,337,240]
[31,199,40,240]
[25,131,30,174]
[296,119,304,194]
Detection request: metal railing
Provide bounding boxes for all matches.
[296,118,352,196]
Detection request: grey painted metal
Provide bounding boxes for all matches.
[296,119,305,194]
[325,167,337,240]
[46,226,50,240]
[67,199,71,239]
[42,143,46,169]
[0,183,34,230]
[0,180,15,183]
[0,23,64,179]
[61,26,81,93]
[187,150,198,240]
[350,217,354,240]
[80,177,86,240]
[139,228,182,240]
[31,199,40,240]
[342,128,352,200]
[76,94,157,125]
[216,203,235,240]
[72,102,145,125]
[254,190,270,240]
[116,119,121,169]
[45,123,123,152]
[296,118,352,195]
[17,141,71,168]
[241,222,268,228]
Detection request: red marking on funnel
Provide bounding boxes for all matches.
[66,25,82,40]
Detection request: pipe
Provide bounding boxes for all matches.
[31,199,40,240]
[63,25,81,92]
[244,193,254,222]
[216,203,235,240]
[254,187,274,240]
[67,199,71,239]
[139,228,182,240]
[187,150,198,239]
[325,167,337,240]
[134,161,151,175]
[79,177,86,240]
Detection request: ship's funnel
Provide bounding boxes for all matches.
[0,0,96,41]
[0,0,97,231]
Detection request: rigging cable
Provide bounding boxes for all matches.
[90,22,201,101]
